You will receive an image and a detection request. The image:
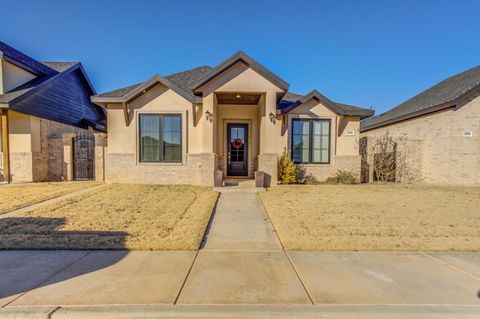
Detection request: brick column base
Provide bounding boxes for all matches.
[257,153,278,187]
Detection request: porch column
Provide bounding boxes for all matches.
[1,109,10,183]
[202,93,215,153]
[258,92,278,186]
[94,132,107,182]
[62,133,75,181]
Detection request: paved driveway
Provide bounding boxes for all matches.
[1,190,480,317]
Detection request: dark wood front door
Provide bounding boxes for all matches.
[227,123,248,176]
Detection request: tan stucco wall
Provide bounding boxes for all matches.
[276,99,362,182]
[104,65,363,185]
[361,96,480,185]
[1,61,36,94]
[105,83,215,185]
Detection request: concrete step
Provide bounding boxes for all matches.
[213,179,265,193]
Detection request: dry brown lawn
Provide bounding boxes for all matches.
[0,182,99,214]
[0,184,218,250]
[259,184,480,251]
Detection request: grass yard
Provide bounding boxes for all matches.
[0,184,218,250]
[0,182,99,214]
[259,184,480,251]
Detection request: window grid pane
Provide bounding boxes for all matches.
[140,114,182,163]
[291,119,329,164]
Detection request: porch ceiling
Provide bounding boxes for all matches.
[216,92,261,105]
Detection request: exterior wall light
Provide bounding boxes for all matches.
[269,112,276,123]
[205,110,214,121]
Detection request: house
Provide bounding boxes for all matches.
[0,41,106,183]
[91,51,373,186]
[361,66,480,185]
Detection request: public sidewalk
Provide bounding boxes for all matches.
[1,190,480,318]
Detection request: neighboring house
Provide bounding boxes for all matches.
[361,66,480,185]
[91,51,373,186]
[0,41,106,183]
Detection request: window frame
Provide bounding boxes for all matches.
[291,118,331,164]
[138,113,183,163]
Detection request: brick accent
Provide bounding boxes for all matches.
[10,152,32,182]
[9,118,106,183]
[105,153,216,186]
[299,155,361,182]
[257,153,278,186]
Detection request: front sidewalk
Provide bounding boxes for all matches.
[1,191,480,317]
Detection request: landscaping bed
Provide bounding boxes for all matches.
[259,184,480,251]
[0,184,218,250]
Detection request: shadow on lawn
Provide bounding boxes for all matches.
[0,217,128,301]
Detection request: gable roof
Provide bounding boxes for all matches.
[278,89,374,119]
[361,65,480,131]
[92,66,213,105]
[0,41,105,131]
[91,52,372,119]
[192,51,289,92]
[0,41,56,76]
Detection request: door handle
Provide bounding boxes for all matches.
[227,152,231,165]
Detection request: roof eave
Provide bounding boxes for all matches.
[91,74,201,106]
[361,102,456,132]
[7,63,82,107]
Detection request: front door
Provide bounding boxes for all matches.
[227,123,248,176]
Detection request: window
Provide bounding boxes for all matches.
[139,114,182,163]
[291,119,330,164]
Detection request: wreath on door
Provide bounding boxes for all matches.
[231,138,244,150]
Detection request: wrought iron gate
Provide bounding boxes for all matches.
[73,132,95,180]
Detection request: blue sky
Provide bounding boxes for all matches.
[1,0,479,114]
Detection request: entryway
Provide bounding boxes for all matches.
[226,123,248,177]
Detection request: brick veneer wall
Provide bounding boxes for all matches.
[9,118,104,183]
[299,155,361,182]
[360,96,480,185]
[105,153,216,186]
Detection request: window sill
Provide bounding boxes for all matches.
[297,163,332,167]
[137,162,184,167]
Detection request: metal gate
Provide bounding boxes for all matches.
[73,132,95,181]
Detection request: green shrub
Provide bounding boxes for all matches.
[277,148,298,184]
[325,170,359,184]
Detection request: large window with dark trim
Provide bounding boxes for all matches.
[139,114,182,163]
[291,119,330,164]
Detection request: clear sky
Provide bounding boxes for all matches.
[1,0,479,114]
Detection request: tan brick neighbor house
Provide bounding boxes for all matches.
[361,66,480,185]
[0,41,106,183]
[91,51,373,186]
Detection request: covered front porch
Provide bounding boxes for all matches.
[210,91,278,187]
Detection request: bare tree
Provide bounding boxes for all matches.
[361,132,410,183]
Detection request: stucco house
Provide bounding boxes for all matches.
[361,65,480,185]
[0,41,106,183]
[91,51,373,186]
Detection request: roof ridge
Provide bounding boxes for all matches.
[361,65,480,131]
[165,65,212,78]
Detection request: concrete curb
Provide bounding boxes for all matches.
[0,306,58,319]
[2,305,480,319]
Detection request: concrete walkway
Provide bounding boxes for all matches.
[1,190,480,318]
